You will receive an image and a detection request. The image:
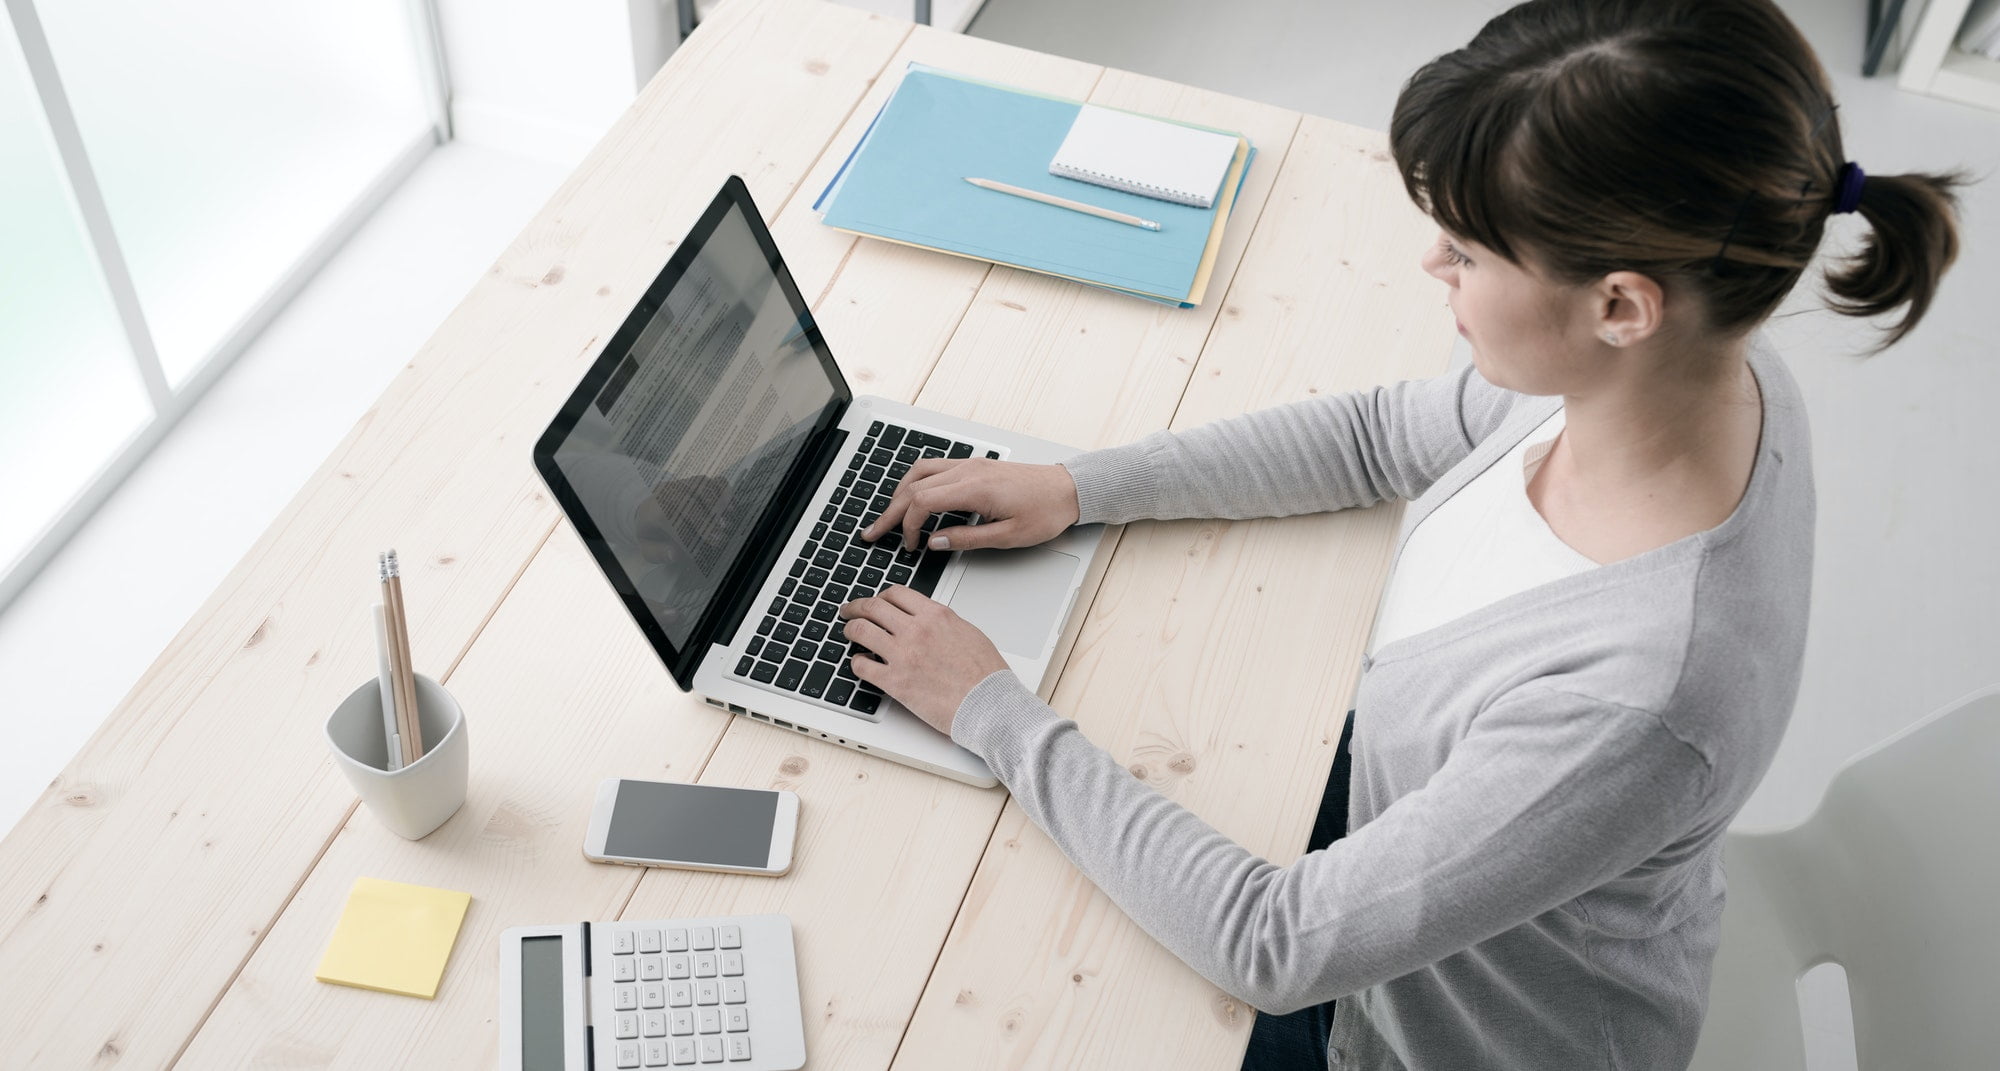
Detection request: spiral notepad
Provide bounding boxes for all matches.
[1049,104,1242,209]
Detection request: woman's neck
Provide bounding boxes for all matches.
[1530,336,1764,563]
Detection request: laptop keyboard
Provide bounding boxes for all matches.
[732,420,998,720]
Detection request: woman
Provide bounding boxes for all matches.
[838,0,1963,1066]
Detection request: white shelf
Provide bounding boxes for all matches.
[1896,0,2000,112]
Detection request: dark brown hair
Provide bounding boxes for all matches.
[1390,0,1964,350]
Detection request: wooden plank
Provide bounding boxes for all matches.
[617,62,1303,1071]
[0,2,908,1066]
[890,115,1457,1070]
[174,525,728,1068]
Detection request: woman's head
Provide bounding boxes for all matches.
[1391,0,1963,383]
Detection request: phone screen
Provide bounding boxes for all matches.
[603,779,778,868]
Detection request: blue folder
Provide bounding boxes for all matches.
[817,66,1251,305]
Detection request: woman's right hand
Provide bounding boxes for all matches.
[861,458,1081,552]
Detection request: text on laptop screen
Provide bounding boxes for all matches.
[551,202,836,649]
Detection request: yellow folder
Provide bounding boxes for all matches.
[314,876,472,999]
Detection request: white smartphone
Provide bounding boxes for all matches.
[582,777,798,876]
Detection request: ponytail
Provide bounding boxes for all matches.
[1824,170,1967,351]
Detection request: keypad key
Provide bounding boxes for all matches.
[826,679,855,706]
[749,660,778,684]
[617,1012,641,1039]
[727,1036,751,1062]
[698,1007,721,1033]
[644,1011,668,1037]
[851,688,883,715]
[671,1008,694,1035]
[671,1038,696,1065]
[720,951,744,976]
[667,929,689,952]
[700,1036,724,1064]
[640,954,664,981]
[948,442,973,458]
[616,1039,641,1068]
[644,1038,669,1067]
[696,979,720,1005]
[717,925,741,949]
[802,661,835,697]
[723,978,747,1004]
[692,926,715,950]
[616,930,637,955]
[725,1005,749,1032]
[776,660,809,691]
[614,957,637,982]
[642,983,666,1009]
[666,954,691,980]
[669,981,693,1006]
[812,521,827,541]
[615,985,640,1011]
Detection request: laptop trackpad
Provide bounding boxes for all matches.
[948,548,1080,657]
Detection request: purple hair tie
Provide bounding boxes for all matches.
[1833,162,1866,214]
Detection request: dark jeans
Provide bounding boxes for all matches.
[1239,710,1354,1071]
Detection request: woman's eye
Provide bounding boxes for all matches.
[1438,238,1470,267]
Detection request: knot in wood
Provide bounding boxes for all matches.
[779,756,809,778]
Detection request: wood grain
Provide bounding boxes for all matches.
[0,2,907,1067]
[890,115,1457,1071]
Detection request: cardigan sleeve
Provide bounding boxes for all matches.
[1061,361,1519,525]
[949,670,1712,1014]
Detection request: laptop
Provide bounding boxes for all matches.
[533,176,1106,787]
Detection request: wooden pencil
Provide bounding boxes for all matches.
[385,550,424,761]
[379,554,416,766]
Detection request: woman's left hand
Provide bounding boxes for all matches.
[839,586,1008,736]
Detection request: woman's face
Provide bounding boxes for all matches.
[1420,230,1599,397]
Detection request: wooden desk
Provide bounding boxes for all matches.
[0,2,1452,1066]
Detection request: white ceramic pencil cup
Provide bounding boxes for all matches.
[324,674,469,840]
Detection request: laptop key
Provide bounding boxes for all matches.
[801,662,834,698]
[788,557,806,578]
[776,660,809,691]
[870,448,894,467]
[887,564,912,585]
[832,512,858,533]
[832,564,858,585]
[813,547,839,568]
[810,602,838,622]
[790,639,817,661]
[801,620,827,642]
[841,546,867,566]
[887,460,911,480]
[826,679,855,705]
[768,597,786,616]
[745,637,764,658]
[859,464,885,484]
[772,622,799,644]
[749,661,778,684]
[896,446,919,464]
[756,616,776,636]
[911,552,949,597]
[877,425,905,449]
[782,604,809,625]
[795,587,821,606]
[820,505,836,522]
[829,621,848,643]
[779,578,796,597]
[870,494,894,515]
[735,657,754,676]
[803,567,829,587]
[986,449,1000,459]
[850,688,883,715]
[838,497,865,517]
[818,641,845,662]
[868,420,883,436]
[948,443,973,458]
[839,468,855,487]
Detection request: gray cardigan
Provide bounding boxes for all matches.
[950,341,1814,1070]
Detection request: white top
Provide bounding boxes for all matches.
[1368,409,1596,655]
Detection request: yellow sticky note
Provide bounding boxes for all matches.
[315,877,472,999]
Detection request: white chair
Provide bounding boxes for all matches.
[1690,686,2000,1070]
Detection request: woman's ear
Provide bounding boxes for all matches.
[1594,271,1665,347]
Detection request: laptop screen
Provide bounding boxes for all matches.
[540,182,844,659]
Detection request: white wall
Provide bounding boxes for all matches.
[434,0,642,167]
